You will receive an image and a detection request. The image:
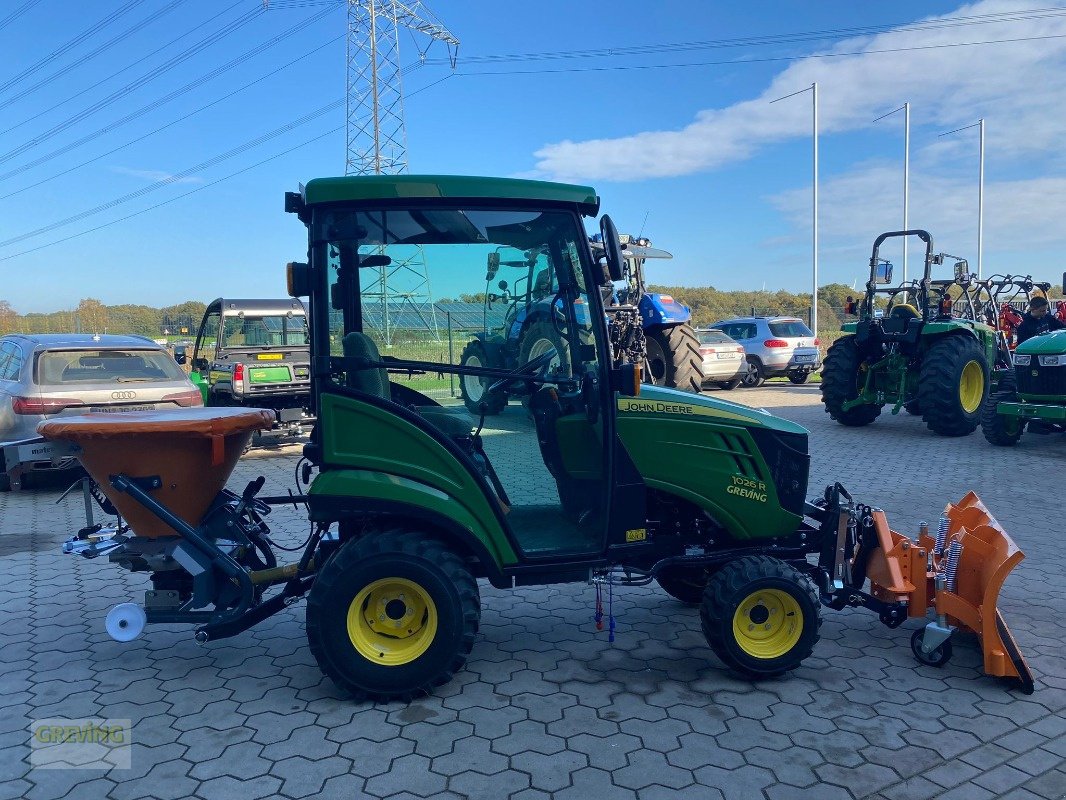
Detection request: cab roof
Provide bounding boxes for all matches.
[299,174,600,216]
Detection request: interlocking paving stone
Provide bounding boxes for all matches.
[3,387,1064,799]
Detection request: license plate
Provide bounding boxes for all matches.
[89,404,155,413]
[717,352,737,359]
[256,353,284,361]
[794,355,815,362]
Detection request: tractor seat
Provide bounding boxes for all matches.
[341,332,473,439]
[889,304,921,320]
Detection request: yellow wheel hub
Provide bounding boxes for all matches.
[346,577,437,666]
[732,589,803,660]
[959,360,984,413]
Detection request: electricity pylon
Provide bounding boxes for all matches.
[346,0,458,344]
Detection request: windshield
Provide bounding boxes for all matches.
[220,314,309,348]
[769,320,814,338]
[697,330,732,345]
[37,349,186,385]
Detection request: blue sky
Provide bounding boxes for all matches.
[2,0,1063,313]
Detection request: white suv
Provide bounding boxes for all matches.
[710,316,820,387]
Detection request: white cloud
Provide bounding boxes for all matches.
[111,166,203,184]
[530,0,1066,182]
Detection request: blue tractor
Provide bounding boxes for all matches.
[458,235,703,415]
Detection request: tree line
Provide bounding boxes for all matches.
[0,298,207,338]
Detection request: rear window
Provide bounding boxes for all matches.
[37,349,186,385]
[769,320,814,338]
[697,330,732,345]
[221,314,309,348]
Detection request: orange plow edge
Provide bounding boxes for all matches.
[859,491,1034,693]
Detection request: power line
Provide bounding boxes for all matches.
[430,6,1066,67]
[0,0,189,115]
[0,7,339,181]
[0,0,45,33]
[0,0,249,140]
[452,32,1066,76]
[0,73,454,263]
[2,35,343,201]
[0,99,345,248]
[0,5,269,166]
[0,0,147,97]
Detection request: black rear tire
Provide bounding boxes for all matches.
[656,567,708,606]
[644,325,704,393]
[981,389,1025,446]
[701,556,821,678]
[458,340,506,415]
[821,336,882,426]
[904,399,921,415]
[716,378,742,390]
[918,335,988,437]
[306,531,480,702]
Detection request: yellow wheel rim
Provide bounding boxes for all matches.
[346,577,437,666]
[731,589,803,660]
[959,360,984,413]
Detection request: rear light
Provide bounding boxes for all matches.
[700,347,716,355]
[660,295,674,303]
[814,338,820,346]
[764,339,789,348]
[233,363,245,383]
[12,396,84,415]
[161,389,204,407]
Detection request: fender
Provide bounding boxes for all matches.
[309,469,510,587]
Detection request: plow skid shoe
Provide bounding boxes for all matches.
[938,492,1034,693]
[864,492,1033,693]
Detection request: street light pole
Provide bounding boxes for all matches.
[873,102,912,282]
[978,117,985,279]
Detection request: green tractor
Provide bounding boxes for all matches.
[44,182,1032,702]
[822,230,996,437]
[982,327,1066,445]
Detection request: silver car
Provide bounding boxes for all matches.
[711,316,821,387]
[695,328,748,390]
[0,334,202,489]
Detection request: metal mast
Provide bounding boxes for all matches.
[345,0,458,343]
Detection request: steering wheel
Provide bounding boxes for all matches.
[487,349,557,395]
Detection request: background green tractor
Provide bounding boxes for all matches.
[982,328,1066,445]
[822,230,996,437]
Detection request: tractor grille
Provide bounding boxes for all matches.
[750,428,810,517]
[1016,363,1066,397]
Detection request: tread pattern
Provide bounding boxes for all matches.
[306,530,481,702]
[459,340,507,415]
[981,388,1024,446]
[700,555,821,678]
[918,335,988,437]
[820,336,882,426]
[646,324,704,393]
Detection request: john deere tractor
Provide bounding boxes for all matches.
[822,230,997,437]
[44,184,1033,703]
[982,327,1066,445]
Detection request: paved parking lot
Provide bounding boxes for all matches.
[1,383,1064,800]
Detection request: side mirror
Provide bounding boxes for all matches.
[599,215,624,282]
[486,252,500,281]
[844,296,857,316]
[174,348,187,365]
[610,362,642,396]
[875,260,894,285]
[954,260,971,285]
[193,357,209,372]
[286,262,312,297]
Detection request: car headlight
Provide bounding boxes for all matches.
[1038,355,1063,367]
[1014,354,1031,366]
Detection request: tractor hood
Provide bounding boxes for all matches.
[1015,329,1066,355]
[617,384,808,436]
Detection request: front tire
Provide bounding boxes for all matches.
[644,325,704,393]
[741,358,765,388]
[981,389,1025,446]
[918,335,989,437]
[458,340,506,415]
[821,336,882,426]
[306,531,480,702]
[701,556,821,678]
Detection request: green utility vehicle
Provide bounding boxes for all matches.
[982,328,1066,444]
[822,230,996,437]
[189,298,314,439]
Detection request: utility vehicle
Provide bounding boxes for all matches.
[823,230,997,436]
[982,327,1066,445]
[190,298,314,440]
[44,181,1032,700]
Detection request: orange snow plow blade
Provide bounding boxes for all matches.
[864,492,1034,693]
